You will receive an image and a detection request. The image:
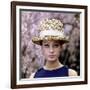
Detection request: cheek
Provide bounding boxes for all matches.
[42,47,48,56]
[55,47,62,56]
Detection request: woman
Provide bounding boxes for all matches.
[31,19,77,78]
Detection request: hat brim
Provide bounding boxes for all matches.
[32,36,69,45]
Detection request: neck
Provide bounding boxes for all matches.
[44,59,63,70]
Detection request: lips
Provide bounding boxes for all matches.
[49,55,56,58]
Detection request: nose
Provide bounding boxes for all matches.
[49,46,54,53]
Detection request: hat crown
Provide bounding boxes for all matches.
[32,19,69,45]
[39,19,64,32]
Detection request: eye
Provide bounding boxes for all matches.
[53,44,59,47]
[43,44,49,47]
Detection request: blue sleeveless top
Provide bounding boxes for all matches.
[34,66,68,78]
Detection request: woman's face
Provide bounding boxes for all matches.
[42,40,62,62]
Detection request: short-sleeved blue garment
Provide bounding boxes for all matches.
[34,66,68,78]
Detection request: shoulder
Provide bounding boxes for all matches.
[29,72,36,79]
[69,69,78,76]
[30,68,44,78]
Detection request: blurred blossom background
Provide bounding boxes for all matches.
[20,10,80,78]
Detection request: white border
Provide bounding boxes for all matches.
[16,5,85,85]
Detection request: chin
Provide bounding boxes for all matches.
[47,58,57,62]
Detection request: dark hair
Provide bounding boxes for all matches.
[40,40,66,46]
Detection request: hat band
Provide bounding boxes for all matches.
[40,29,64,38]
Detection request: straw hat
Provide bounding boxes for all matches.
[32,19,69,45]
